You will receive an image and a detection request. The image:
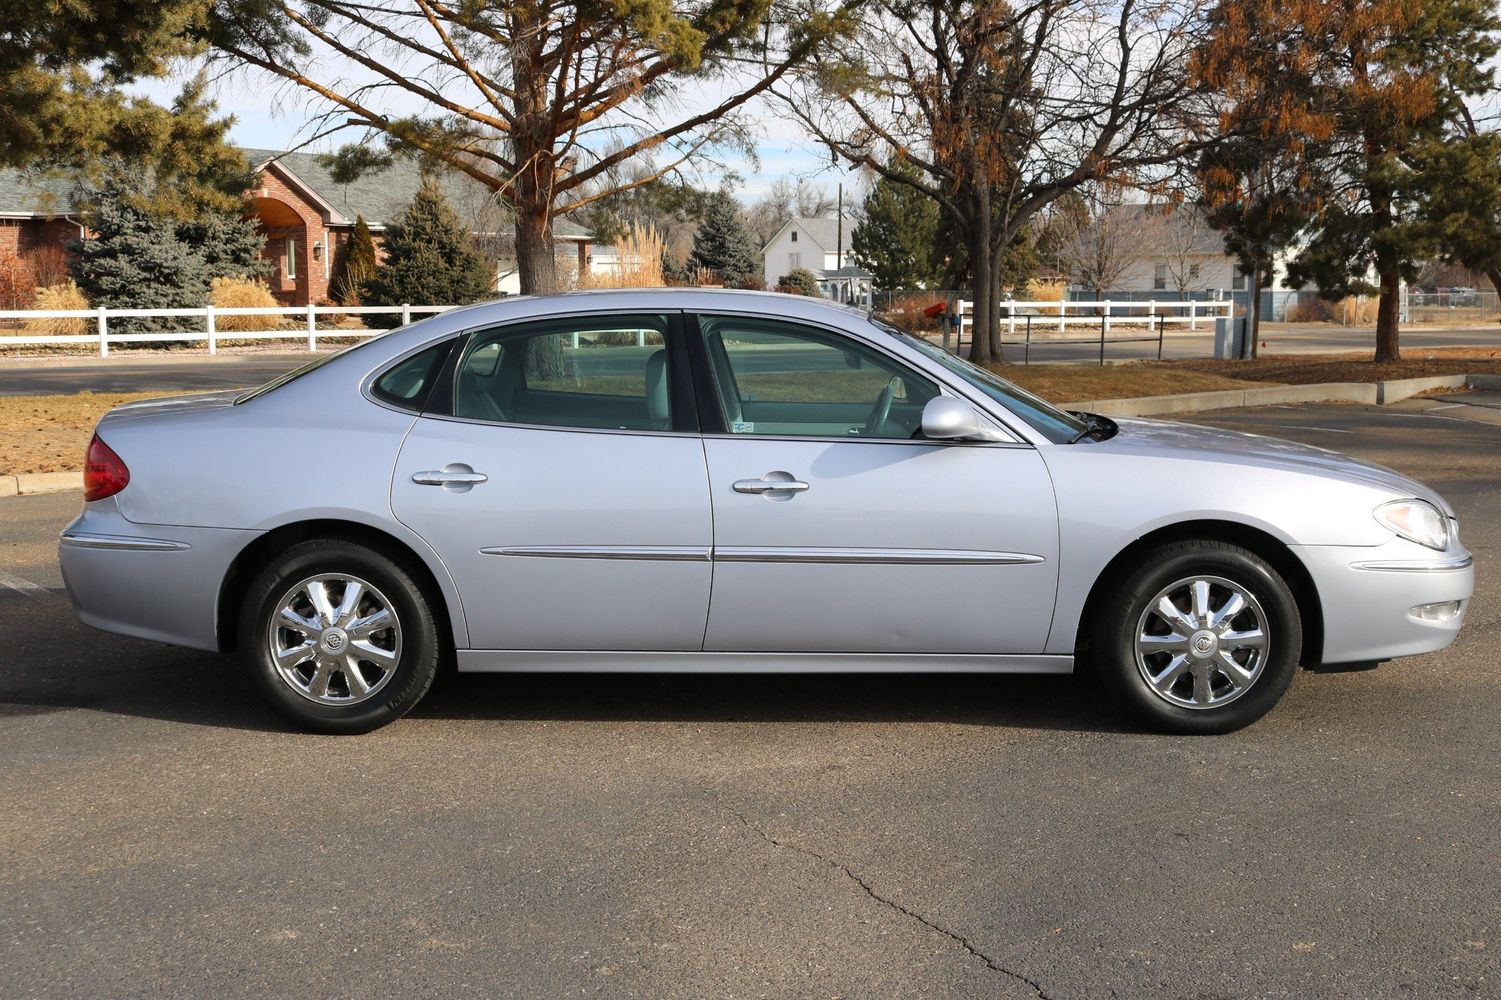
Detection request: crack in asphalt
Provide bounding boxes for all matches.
[732,813,1056,1000]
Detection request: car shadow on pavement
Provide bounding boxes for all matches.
[407,670,1134,733]
[1,594,1132,734]
[0,642,1132,737]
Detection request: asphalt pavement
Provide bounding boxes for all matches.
[1,402,1497,999]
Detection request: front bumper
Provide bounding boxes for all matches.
[1292,538,1475,665]
[58,498,259,652]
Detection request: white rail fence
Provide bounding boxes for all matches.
[955,298,1233,337]
[0,304,458,357]
[949,298,1236,362]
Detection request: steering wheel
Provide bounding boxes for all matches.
[863,377,899,436]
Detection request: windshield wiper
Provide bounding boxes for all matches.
[1067,412,1110,444]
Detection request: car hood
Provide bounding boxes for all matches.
[96,390,242,427]
[1103,416,1453,515]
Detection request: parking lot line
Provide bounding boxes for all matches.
[0,572,48,598]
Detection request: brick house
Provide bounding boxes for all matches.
[0,150,594,305]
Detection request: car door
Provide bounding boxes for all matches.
[390,311,713,651]
[692,313,1059,655]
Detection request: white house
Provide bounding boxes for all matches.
[1079,203,1309,307]
[762,217,874,307]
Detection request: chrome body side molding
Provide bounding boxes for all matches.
[1350,555,1474,572]
[712,547,1045,566]
[481,545,712,561]
[481,545,1044,566]
[59,531,191,552]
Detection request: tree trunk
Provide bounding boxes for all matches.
[1374,265,1402,362]
[1486,268,1501,306]
[513,191,557,295]
[966,207,996,366]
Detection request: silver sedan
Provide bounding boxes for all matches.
[58,289,1474,733]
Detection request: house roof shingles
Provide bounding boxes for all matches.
[0,150,590,240]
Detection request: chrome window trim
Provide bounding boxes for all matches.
[59,531,191,552]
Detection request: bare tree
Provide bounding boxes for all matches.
[779,0,1214,362]
[208,0,848,294]
[780,0,1212,361]
[1147,202,1212,298]
[745,178,838,247]
[1056,188,1155,296]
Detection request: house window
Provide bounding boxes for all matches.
[1232,269,1246,291]
[1189,263,1201,279]
[284,236,297,280]
[790,231,798,243]
[1153,264,1167,290]
[788,252,801,270]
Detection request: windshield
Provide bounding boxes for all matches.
[882,322,1088,443]
[234,331,397,404]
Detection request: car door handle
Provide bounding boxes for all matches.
[733,477,810,495]
[412,465,488,489]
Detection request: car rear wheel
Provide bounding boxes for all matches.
[239,539,441,733]
[1091,541,1302,734]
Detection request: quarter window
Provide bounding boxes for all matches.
[371,340,452,410]
[450,314,676,431]
[695,316,938,439]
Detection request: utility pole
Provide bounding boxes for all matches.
[836,184,843,269]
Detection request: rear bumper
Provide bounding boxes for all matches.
[1293,540,1475,665]
[58,499,257,652]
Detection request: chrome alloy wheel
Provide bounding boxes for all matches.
[267,574,403,706]
[1134,575,1269,710]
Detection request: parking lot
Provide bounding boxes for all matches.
[2,401,1496,1000]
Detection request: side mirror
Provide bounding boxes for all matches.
[920,396,1006,442]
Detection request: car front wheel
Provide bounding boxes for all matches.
[1091,541,1302,734]
[239,539,441,733]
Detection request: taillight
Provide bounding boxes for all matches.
[84,433,130,501]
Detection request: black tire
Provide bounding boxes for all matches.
[1089,540,1302,735]
[238,538,442,734]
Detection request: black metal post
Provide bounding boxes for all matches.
[1024,315,1032,365]
[1157,314,1165,360]
[1099,313,1107,365]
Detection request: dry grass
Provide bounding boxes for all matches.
[578,223,666,290]
[994,364,1267,402]
[211,277,284,332]
[21,282,88,335]
[0,391,172,475]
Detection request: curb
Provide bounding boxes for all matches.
[1,472,84,497]
[1066,373,1493,418]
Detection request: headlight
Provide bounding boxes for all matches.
[1374,499,1449,550]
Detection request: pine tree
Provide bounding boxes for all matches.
[851,168,942,290]
[183,214,270,281]
[331,215,378,305]
[364,177,494,326]
[68,177,213,332]
[688,190,760,286]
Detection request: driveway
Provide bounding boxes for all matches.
[1,402,1496,999]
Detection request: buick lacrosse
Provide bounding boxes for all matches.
[60,289,1473,733]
